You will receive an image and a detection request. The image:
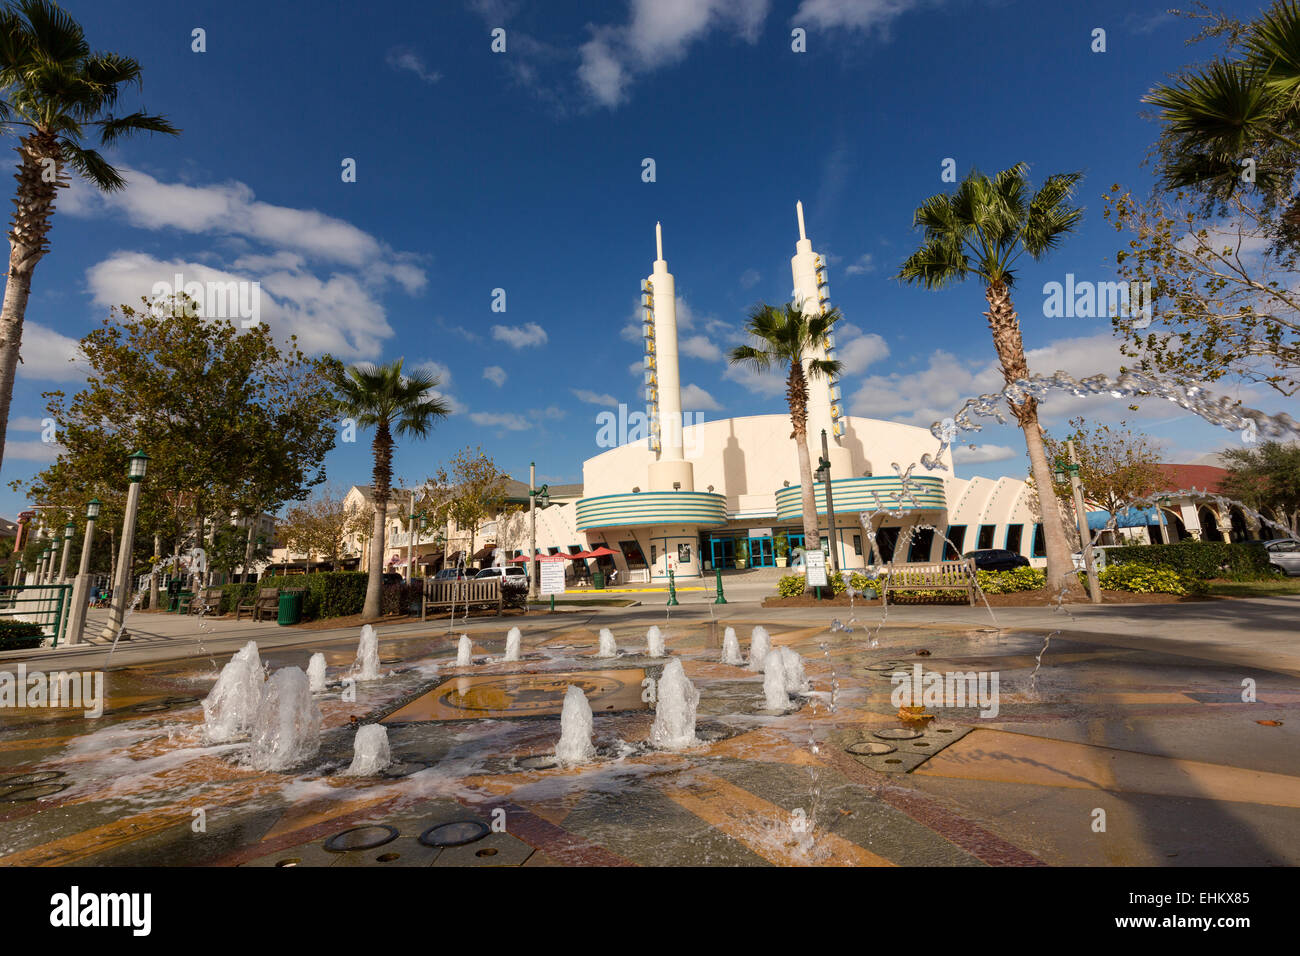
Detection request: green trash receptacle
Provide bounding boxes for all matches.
[174,590,193,613]
[277,590,303,626]
[592,570,605,590]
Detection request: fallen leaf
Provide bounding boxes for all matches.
[1257,719,1283,726]
[916,649,931,656]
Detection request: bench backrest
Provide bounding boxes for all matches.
[256,587,279,602]
[424,579,500,601]
[886,560,975,586]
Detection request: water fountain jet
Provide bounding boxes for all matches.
[748,626,771,671]
[555,685,596,764]
[249,667,321,771]
[597,628,618,658]
[344,724,392,776]
[646,625,665,657]
[650,659,698,750]
[456,635,472,667]
[202,641,265,744]
[721,627,743,665]
[504,627,522,662]
[306,653,327,694]
[353,625,381,681]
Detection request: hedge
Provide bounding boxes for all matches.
[977,567,1046,593]
[1099,563,1206,596]
[1105,541,1273,581]
[217,572,426,621]
[0,620,45,650]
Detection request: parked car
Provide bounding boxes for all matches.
[382,572,404,586]
[433,568,470,582]
[963,549,1030,572]
[474,566,529,588]
[1262,538,1300,576]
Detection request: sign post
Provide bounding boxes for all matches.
[805,548,828,599]
[540,559,565,612]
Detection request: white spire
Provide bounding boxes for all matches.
[656,221,663,261]
[796,201,806,241]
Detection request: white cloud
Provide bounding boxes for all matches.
[795,0,937,35]
[681,383,722,410]
[84,252,394,360]
[834,323,890,374]
[578,0,771,107]
[628,360,645,377]
[65,170,425,287]
[724,361,786,397]
[387,48,442,84]
[469,411,530,430]
[1,439,62,462]
[739,268,760,289]
[7,416,47,432]
[572,388,618,405]
[492,322,548,349]
[680,335,722,361]
[16,323,87,381]
[483,365,507,387]
[844,253,875,275]
[952,444,1018,464]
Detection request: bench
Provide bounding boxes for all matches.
[236,586,280,622]
[421,578,503,619]
[187,587,223,616]
[881,559,977,607]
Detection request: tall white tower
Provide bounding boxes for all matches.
[790,201,852,477]
[646,223,695,492]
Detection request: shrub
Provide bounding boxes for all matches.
[848,571,877,593]
[1099,563,1205,596]
[0,620,45,650]
[1106,541,1272,581]
[776,574,806,597]
[825,570,848,594]
[977,567,1046,593]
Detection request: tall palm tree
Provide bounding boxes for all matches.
[332,359,449,620]
[897,163,1084,595]
[0,0,179,477]
[729,301,842,585]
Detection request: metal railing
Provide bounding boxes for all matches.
[0,584,71,648]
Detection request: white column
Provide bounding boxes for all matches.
[100,479,143,641]
[647,222,695,492]
[790,201,853,477]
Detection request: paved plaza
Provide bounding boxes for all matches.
[1,591,1297,867]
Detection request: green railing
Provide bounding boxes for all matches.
[0,584,71,648]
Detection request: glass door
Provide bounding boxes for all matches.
[710,536,735,570]
[748,536,774,568]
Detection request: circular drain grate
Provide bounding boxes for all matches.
[846,741,896,756]
[864,661,906,672]
[419,820,489,848]
[0,782,70,802]
[874,728,923,741]
[0,770,65,787]
[323,824,398,853]
[518,755,557,771]
[380,658,402,665]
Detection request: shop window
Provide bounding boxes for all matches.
[944,525,967,559]
[619,540,647,569]
[1004,524,1023,554]
[908,528,934,563]
[853,534,862,556]
[977,524,996,550]
[1032,524,1047,558]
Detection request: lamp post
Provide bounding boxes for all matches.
[65,499,100,646]
[528,462,549,601]
[1157,496,1171,545]
[57,520,73,582]
[1056,441,1100,604]
[818,429,840,572]
[100,452,149,641]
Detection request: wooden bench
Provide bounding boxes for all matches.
[881,559,977,607]
[421,578,503,620]
[236,586,280,621]
[187,587,224,616]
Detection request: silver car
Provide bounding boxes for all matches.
[1263,538,1300,576]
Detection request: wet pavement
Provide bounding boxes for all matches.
[1,599,1298,867]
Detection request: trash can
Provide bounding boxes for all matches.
[592,570,605,590]
[277,590,303,626]
[174,590,193,613]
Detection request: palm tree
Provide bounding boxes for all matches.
[729,301,842,585]
[1143,2,1300,224]
[0,0,179,477]
[897,163,1084,595]
[332,360,449,620]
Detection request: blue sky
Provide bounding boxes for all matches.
[2,0,1291,518]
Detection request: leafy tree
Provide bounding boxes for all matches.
[432,446,511,567]
[1042,418,1167,544]
[0,0,179,477]
[16,300,338,592]
[897,163,1084,593]
[1220,440,1300,537]
[729,301,843,584]
[1104,186,1300,397]
[331,360,449,620]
